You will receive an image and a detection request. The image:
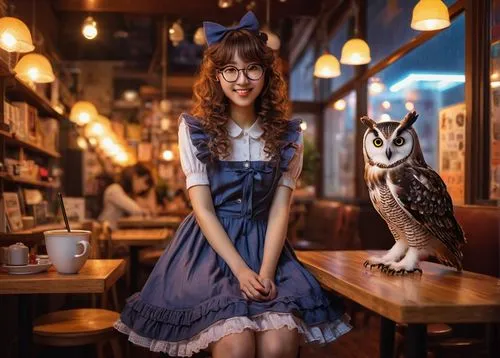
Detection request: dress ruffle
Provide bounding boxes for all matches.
[181,113,211,164]
[280,118,303,173]
[115,311,351,357]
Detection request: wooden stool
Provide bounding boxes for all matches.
[33,308,122,357]
[435,337,483,357]
[395,323,453,358]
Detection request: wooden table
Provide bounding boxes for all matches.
[117,215,183,229]
[111,228,172,292]
[296,250,500,358]
[0,259,126,358]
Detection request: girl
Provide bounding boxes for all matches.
[115,11,351,358]
[98,163,156,230]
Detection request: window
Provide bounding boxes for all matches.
[329,21,355,94]
[323,91,356,198]
[490,0,500,200]
[368,14,465,202]
[367,0,458,66]
[290,45,315,101]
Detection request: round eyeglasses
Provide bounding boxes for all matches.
[218,64,265,83]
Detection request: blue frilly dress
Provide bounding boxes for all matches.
[115,114,351,356]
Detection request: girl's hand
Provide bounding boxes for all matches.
[236,268,269,301]
[260,277,277,301]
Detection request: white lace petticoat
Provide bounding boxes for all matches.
[114,312,351,357]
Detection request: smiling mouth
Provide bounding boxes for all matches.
[234,88,253,96]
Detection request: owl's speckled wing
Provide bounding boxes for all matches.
[388,164,466,267]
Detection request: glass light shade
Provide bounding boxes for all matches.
[70,101,98,126]
[218,0,233,8]
[193,27,206,46]
[0,17,34,53]
[261,26,281,51]
[340,38,371,65]
[314,53,341,78]
[14,54,55,83]
[85,115,110,137]
[411,0,450,31]
[82,16,98,39]
[169,22,184,47]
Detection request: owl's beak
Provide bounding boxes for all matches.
[386,148,392,160]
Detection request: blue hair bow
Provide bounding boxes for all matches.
[203,11,260,46]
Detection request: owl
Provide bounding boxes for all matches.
[361,111,466,275]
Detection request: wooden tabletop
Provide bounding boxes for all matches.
[296,250,500,324]
[0,259,126,295]
[110,228,172,246]
[117,215,183,229]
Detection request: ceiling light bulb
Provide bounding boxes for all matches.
[334,99,346,111]
[218,0,233,8]
[405,101,415,111]
[82,16,98,40]
[382,100,391,109]
[300,122,307,131]
[162,150,174,161]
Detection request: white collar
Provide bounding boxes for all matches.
[227,118,264,139]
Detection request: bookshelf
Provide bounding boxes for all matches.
[0,50,65,235]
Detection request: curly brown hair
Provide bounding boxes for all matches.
[192,29,290,161]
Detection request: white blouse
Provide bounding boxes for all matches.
[178,116,304,190]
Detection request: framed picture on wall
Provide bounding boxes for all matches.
[3,192,23,231]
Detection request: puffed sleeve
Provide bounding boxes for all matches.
[178,118,210,189]
[278,131,304,190]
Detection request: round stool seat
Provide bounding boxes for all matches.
[33,308,120,347]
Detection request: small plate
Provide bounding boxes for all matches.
[1,262,52,275]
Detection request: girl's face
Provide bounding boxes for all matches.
[217,51,265,108]
[132,174,150,195]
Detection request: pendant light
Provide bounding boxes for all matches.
[0,17,34,53]
[82,16,98,40]
[193,27,206,46]
[13,1,55,83]
[14,53,55,83]
[314,14,341,78]
[261,0,281,51]
[70,101,98,126]
[314,52,341,78]
[411,0,450,31]
[340,2,371,65]
[218,0,233,8]
[169,20,184,47]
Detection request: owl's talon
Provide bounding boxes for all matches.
[363,260,370,268]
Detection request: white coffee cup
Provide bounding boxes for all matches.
[44,230,91,274]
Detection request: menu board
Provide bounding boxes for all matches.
[438,103,466,205]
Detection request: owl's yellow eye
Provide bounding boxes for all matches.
[373,138,383,147]
[394,137,405,146]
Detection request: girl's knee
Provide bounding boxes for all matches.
[211,330,255,358]
[257,329,299,358]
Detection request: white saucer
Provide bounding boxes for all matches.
[1,262,52,275]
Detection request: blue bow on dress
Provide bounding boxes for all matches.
[203,11,260,46]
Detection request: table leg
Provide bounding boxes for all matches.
[405,324,427,358]
[379,316,395,358]
[130,246,139,293]
[18,294,33,358]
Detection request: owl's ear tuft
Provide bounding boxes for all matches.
[396,111,419,136]
[360,116,377,130]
